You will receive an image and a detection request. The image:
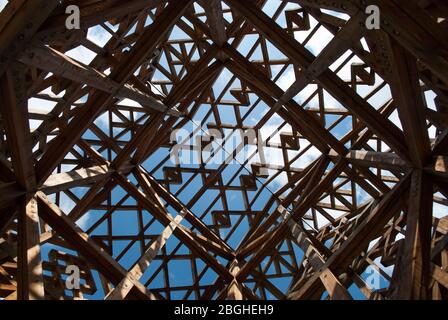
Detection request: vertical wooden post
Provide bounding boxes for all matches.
[17,194,45,300]
[227,260,244,300]
[391,170,433,299]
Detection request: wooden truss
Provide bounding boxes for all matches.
[0,0,447,300]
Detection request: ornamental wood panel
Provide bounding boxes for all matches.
[0,0,447,300]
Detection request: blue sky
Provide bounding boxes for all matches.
[1,0,445,300]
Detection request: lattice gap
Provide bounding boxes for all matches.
[0,0,447,300]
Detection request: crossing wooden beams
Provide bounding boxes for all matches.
[0,0,59,76]
[105,211,186,300]
[0,66,35,191]
[16,195,44,300]
[385,37,432,167]
[351,0,448,86]
[390,170,433,299]
[36,192,155,300]
[35,0,193,185]
[18,45,179,116]
[224,0,411,161]
[0,0,447,301]
[288,172,412,299]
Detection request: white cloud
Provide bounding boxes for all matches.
[433,202,448,219]
[65,45,97,65]
[277,67,295,91]
[0,0,7,11]
[77,212,93,230]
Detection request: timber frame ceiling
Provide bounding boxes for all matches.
[0,0,447,300]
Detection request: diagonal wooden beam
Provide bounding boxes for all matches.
[114,173,234,282]
[68,179,117,222]
[277,11,365,103]
[236,160,347,282]
[134,169,234,259]
[288,222,352,300]
[223,0,410,161]
[112,114,165,168]
[16,195,45,300]
[0,65,35,191]
[36,191,155,300]
[329,150,409,171]
[35,0,194,185]
[37,0,167,40]
[105,210,187,300]
[0,0,59,76]
[390,170,433,299]
[350,0,448,86]
[132,61,224,164]
[385,36,432,167]
[2,164,117,209]
[239,156,331,249]
[18,45,180,116]
[136,168,234,255]
[289,0,357,14]
[288,172,412,299]
[40,165,114,195]
[429,156,448,180]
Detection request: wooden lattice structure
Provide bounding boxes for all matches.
[0,0,447,300]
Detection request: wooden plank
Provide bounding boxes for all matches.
[115,173,234,282]
[237,160,346,282]
[278,11,365,102]
[201,0,228,46]
[201,0,228,60]
[0,182,25,209]
[288,172,412,299]
[41,165,113,194]
[428,156,448,179]
[288,221,352,300]
[226,261,244,300]
[354,0,448,86]
[37,0,167,39]
[223,0,410,161]
[18,45,179,116]
[0,66,35,191]
[105,210,187,300]
[288,0,357,14]
[35,192,155,300]
[386,37,431,166]
[329,150,409,171]
[16,195,44,300]
[432,264,448,289]
[390,170,433,299]
[0,0,59,76]
[35,0,194,185]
